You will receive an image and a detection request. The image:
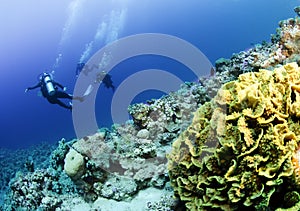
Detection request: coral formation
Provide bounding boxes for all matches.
[277,16,300,62]
[167,63,300,210]
[214,11,300,86]
[59,82,207,202]
[4,167,78,210]
[2,139,79,210]
[2,6,300,211]
[128,82,210,131]
[64,148,86,179]
[6,170,62,210]
[0,142,54,207]
[3,80,208,210]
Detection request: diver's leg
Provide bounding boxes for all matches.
[47,96,72,110]
[56,99,72,110]
[55,91,73,99]
[56,91,84,102]
[46,97,56,104]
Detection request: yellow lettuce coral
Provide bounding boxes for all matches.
[167,62,300,210]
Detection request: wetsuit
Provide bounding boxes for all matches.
[27,80,73,110]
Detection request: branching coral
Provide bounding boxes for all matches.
[167,63,300,210]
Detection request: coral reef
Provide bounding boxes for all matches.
[0,142,55,207]
[3,80,208,210]
[214,11,300,85]
[2,140,78,210]
[2,6,300,211]
[5,170,66,210]
[128,82,211,131]
[204,12,300,111]
[59,82,208,203]
[276,16,300,63]
[167,63,300,210]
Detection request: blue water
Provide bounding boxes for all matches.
[0,0,298,149]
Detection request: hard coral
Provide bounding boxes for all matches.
[215,11,300,83]
[167,63,300,210]
[64,148,86,179]
[6,170,62,210]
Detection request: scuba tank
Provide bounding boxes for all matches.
[42,73,55,96]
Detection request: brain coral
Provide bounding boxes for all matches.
[167,62,300,210]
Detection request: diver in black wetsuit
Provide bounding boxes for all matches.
[95,70,115,92]
[76,62,115,93]
[76,62,85,77]
[25,72,83,110]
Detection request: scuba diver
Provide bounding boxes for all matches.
[76,62,85,77]
[76,62,115,92]
[95,70,115,92]
[25,72,83,110]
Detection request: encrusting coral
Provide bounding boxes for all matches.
[167,62,300,210]
[215,9,300,86]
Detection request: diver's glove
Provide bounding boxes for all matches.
[25,88,29,93]
[63,87,67,92]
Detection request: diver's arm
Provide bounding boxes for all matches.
[25,83,41,92]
